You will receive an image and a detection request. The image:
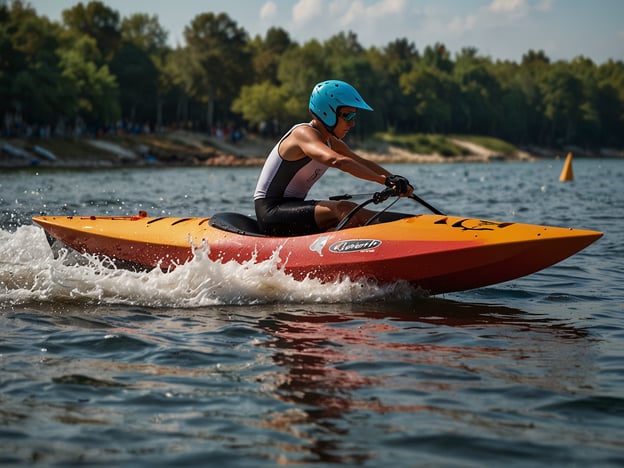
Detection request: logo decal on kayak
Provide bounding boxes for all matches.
[436,218,513,231]
[329,239,381,253]
[309,235,330,256]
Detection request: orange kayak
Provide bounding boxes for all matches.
[32,208,602,295]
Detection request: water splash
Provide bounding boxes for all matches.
[0,226,423,308]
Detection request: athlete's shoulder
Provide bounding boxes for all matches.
[296,121,331,143]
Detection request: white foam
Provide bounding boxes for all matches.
[1,226,423,307]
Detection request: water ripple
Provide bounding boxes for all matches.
[1,161,623,466]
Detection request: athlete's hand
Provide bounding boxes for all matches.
[385,175,413,196]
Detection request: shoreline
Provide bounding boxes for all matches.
[2,130,622,169]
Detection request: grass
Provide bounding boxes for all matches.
[450,134,518,156]
[372,132,470,157]
[370,132,520,157]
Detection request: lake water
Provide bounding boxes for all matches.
[1,159,623,466]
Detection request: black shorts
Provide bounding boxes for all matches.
[254,198,320,236]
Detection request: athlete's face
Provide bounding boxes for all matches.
[335,106,357,138]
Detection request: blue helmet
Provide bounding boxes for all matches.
[309,80,373,128]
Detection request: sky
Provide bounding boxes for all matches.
[27,0,624,64]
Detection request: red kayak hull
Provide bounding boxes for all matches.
[32,214,602,295]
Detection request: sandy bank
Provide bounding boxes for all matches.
[1,130,618,169]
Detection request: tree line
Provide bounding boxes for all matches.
[2,0,623,148]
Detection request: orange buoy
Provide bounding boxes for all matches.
[559,152,574,182]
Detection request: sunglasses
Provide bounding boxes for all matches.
[339,111,357,122]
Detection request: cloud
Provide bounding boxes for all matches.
[446,13,478,36]
[378,0,405,16]
[260,1,278,21]
[488,0,529,15]
[292,0,323,26]
[288,0,408,31]
[341,0,406,26]
[487,0,553,18]
[444,0,552,36]
[273,0,567,60]
[286,0,408,44]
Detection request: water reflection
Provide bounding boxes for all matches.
[2,299,598,465]
[250,299,595,464]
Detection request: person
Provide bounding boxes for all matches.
[253,79,414,236]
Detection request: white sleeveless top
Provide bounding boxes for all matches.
[254,123,329,200]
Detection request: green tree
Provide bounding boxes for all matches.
[0,5,12,117]
[491,61,531,143]
[58,35,120,124]
[111,13,169,126]
[1,1,74,125]
[567,56,603,145]
[231,80,287,127]
[322,32,379,137]
[453,48,501,135]
[539,62,585,145]
[109,42,157,124]
[324,31,364,70]
[422,43,453,73]
[519,50,551,144]
[400,65,454,133]
[277,40,330,124]
[4,0,623,150]
[165,46,195,124]
[249,27,294,85]
[182,12,251,129]
[120,13,167,55]
[596,60,624,146]
[368,38,419,132]
[61,1,121,62]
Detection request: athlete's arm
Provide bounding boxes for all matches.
[287,126,388,184]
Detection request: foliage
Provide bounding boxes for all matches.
[57,34,120,123]
[375,132,469,157]
[61,0,121,62]
[182,12,251,128]
[231,81,288,125]
[1,0,623,149]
